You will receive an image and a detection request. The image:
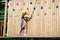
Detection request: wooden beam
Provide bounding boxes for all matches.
[3,0,8,37]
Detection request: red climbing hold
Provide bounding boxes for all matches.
[37,13,39,16]
[44,1,47,4]
[52,11,55,15]
[52,0,55,3]
[26,7,29,11]
[16,3,19,5]
[44,12,46,15]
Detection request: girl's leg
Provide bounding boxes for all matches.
[24,23,28,36]
[17,28,21,36]
[24,28,27,36]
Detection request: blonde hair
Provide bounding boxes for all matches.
[22,10,27,14]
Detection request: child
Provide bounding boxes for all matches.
[18,9,32,36]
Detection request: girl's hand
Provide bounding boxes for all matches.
[24,15,28,17]
[24,15,30,18]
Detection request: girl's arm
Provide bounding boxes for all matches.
[24,13,33,21]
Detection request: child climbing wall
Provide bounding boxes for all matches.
[8,0,60,37]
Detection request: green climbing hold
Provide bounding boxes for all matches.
[30,2,32,4]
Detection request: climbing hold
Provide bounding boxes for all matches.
[16,3,19,5]
[30,2,32,4]
[37,13,39,16]
[44,2,47,4]
[48,5,51,9]
[26,7,29,10]
[36,0,40,4]
[33,7,36,10]
[13,8,15,11]
[36,0,38,1]
[36,2,40,4]
[41,6,43,9]
[16,14,19,17]
[56,5,59,8]
[52,0,55,3]
[52,11,55,15]
[44,12,46,15]
[23,2,25,5]
[44,0,47,4]
[9,1,13,6]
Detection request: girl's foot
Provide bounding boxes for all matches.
[17,33,20,36]
[24,34,28,36]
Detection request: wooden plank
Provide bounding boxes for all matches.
[3,0,8,37]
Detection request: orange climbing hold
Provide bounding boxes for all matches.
[23,2,25,5]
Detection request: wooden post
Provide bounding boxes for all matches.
[3,0,8,37]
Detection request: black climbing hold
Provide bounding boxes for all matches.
[33,7,36,10]
[41,6,43,9]
[13,8,15,11]
[30,2,32,4]
[56,5,59,8]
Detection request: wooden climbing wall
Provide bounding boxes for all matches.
[7,0,60,37]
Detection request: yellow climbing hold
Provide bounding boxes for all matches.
[15,14,19,17]
[9,1,13,7]
[48,5,51,9]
